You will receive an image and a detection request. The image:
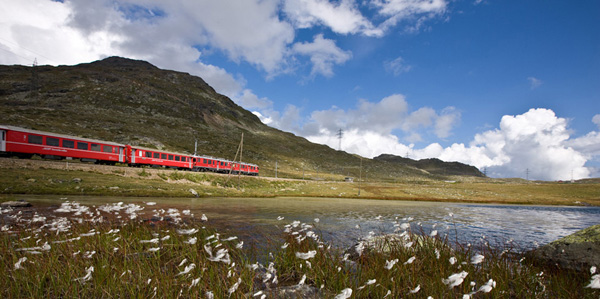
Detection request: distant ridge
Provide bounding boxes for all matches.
[374,154,485,177]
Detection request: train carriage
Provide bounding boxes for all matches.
[192,156,231,173]
[127,145,193,170]
[1,125,259,176]
[0,125,126,164]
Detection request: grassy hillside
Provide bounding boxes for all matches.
[1,57,480,181]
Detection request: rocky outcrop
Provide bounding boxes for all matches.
[529,224,600,272]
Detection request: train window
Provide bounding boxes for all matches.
[175,156,180,161]
[146,152,152,158]
[28,135,43,145]
[168,155,173,160]
[103,145,112,153]
[63,140,75,148]
[153,152,159,159]
[161,153,167,159]
[46,137,59,146]
[77,142,88,150]
[91,144,101,151]
[139,151,143,157]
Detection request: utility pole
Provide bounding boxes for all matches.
[358,157,362,196]
[275,159,278,179]
[336,129,343,151]
[526,168,530,181]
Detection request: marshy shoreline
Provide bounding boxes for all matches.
[1,198,599,298]
[2,157,599,297]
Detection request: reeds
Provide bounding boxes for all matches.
[1,201,598,298]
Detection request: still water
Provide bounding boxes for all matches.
[20,196,600,250]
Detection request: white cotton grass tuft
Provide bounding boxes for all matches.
[586,274,600,289]
[334,288,352,299]
[228,278,242,295]
[404,256,416,265]
[298,274,307,286]
[189,277,200,289]
[474,279,496,293]
[430,230,438,237]
[185,237,198,244]
[140,238,159,244]
[147,247,160,252]
[442,271,468,288]
[591,266,597,275]
[471,254,485,264]
[74,266,94,283]
[295,250,317,260]
[176,228,198,235]
[177,263,196,276]
[449,257,457,265]
[385,259,399,270]
[14,257,27,270]
[409,285,421,294]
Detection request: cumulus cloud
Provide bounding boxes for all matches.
[283,0,381,36]
[292,34,352,77]
[263,106,595,181]
[437,109,590,180]
[262,93,461,156]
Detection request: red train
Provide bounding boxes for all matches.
[0,125,259,176]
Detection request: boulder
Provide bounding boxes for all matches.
[1,200,32,208]
[528,224,600,272]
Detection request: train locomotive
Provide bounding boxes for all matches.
[0,125,259,176]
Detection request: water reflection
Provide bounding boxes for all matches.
[15,196,600,250]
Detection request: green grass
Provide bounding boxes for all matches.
[1,201,598,298]
[1,159,599,205]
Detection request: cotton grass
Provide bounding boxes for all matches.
[0,200,598,298]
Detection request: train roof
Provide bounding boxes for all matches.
[1,125,126,147]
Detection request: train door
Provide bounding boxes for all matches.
[0,130,5,152]
[131,148,136,164]
[119,147,125,163]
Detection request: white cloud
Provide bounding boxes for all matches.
[418,109,592,180]
[527,76,543,89]
[264,106,594,181]
[373,0,448,33]
[385,56,412,75]
[235,90,273,110]
[593,114,600,129]
[261,94,460,156]
[292,34,352,77]
[283,0,381,36]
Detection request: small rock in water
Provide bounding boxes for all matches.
[1,200,32,208]
[72,178,82,183]
[189,189,199,197]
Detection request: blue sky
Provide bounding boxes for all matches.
[1,0,599,180]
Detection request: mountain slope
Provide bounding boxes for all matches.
[374,154,485,177]
[0,57,483,180]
